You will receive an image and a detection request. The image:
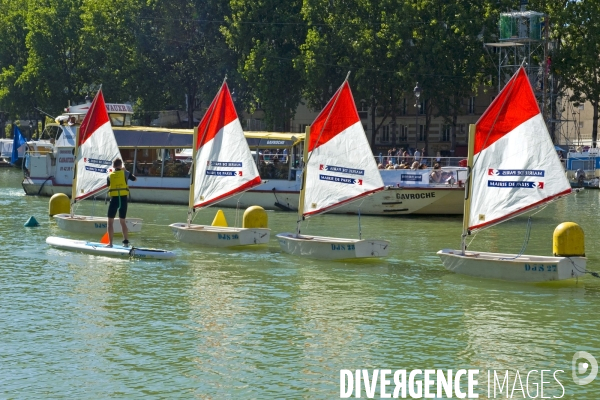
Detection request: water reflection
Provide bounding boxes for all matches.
[1,168,600,398]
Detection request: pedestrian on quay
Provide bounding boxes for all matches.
[414,148,421,163]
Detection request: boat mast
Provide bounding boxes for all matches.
[187,78,226,225]
[69,125,81,218]
[186,124,199,226]
[299,72,353,225]
[461,124,476,254]
[296,125,310,235]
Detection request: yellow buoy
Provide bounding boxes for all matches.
[211,209,228,227]
[49,193,70,216]
[243,206,268,228]
[553,222,585,257]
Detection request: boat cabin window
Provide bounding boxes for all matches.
[109,113,132,127]
[125,148,189,178]
[257,148,291,180]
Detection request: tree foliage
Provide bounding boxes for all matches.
[0,0,595,150]
[551,0,600,147]
[223,0,306,131]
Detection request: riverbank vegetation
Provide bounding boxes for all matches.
[0,0,597,144]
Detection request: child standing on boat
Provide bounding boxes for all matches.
[106,158,137,247]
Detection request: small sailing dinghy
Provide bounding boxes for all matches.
[54,89,143,234]
[46,236,175,260]
[276,75,389,260]
[169,80,270,247]
[437,67,586,282]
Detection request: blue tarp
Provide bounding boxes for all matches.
[11,125,26,164]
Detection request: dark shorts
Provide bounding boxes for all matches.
[107,196,128,219]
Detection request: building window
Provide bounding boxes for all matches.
[381,125,390,143]
[418,125,424,141]
[442,125,451,142]
[419,99,425,115]
[468,96,475,114]
[402,98,407,115]
[399,125,408,141]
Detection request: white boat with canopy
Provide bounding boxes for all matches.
[53,89,143,234]
[276,75,390,260]
[437,67,586,282]
[169,80,270,247]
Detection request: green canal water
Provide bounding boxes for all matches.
[1,168,599,399]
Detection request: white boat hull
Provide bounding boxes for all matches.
[24,177,464,216]
[276,232,389,260]
[437,249,586,282]
[169,223,270,247]
[54,214,143,235]
[46,236,176,259]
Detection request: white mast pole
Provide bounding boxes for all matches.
[461,124,476,254]
[296,126,310,235]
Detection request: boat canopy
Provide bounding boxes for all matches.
[244,132,304,149]
[52,124,306,151]
[113,127,193,149]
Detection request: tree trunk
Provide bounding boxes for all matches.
[424,99,432,155]
[187,93,194,129]
[451,112,458,152]
[370,98,378,146]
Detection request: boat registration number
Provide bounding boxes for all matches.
[524,264,557,272]
[94,223,107,229]
[218,233,239,240]
[331,244,355,251]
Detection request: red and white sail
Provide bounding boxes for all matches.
[73,89,121,201]
[302,80,384,217]
[468,67,571,231]
[192,82,261,209]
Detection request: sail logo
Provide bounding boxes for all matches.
[488,169,545,177]
[206,170,240,176]
[488,180,544,189]
[209,161,243,167]
[85,166,108,173]
[400,174,423,182]
[84,157,111,166]
[320,174,362,185]
[320,164,365,176]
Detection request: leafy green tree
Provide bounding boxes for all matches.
[224,0,306,131]
[21,0,97,117]
[130,0,235,127]
[0,0,30,118]
[79,0,141,102]
[408,0,500,152]
[298,0,414,146]
[550,0,600,147]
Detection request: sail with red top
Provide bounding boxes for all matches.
[468,67,571,232]
[192,81,261,209]
[73,89,122,201]
[301,80,384,217]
